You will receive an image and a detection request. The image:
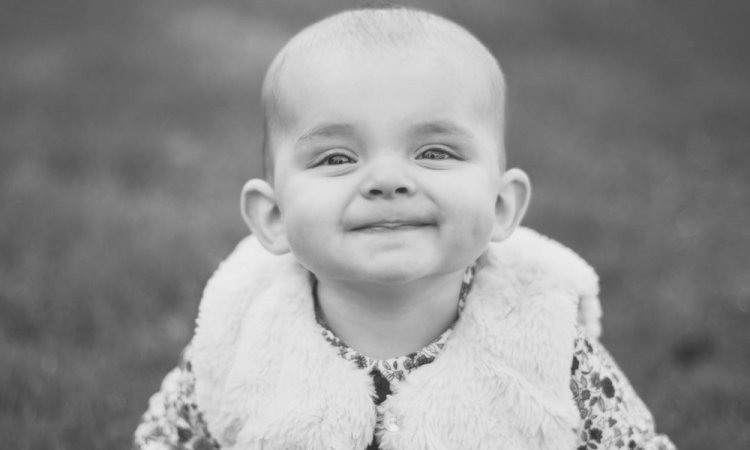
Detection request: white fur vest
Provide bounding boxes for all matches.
[191,227,602,449]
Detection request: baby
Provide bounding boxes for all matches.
[134,7,675,450]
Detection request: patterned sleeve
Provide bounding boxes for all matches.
[570,332,676,450]
[133,346,220,450]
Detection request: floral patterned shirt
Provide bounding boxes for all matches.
[133,265,675,450]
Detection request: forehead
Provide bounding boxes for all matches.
[273,43,499,135]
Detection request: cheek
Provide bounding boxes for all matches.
[445,182,498,243]
[277,186,338,256]
[282,200,323,242]
[462,210,496,251]
[281,210,327,273]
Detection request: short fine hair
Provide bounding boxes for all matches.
[260,6,506,182]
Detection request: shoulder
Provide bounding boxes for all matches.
[571,331,675,450]
[133,346,220,450]
[486,227,603,338]
[190,235,309,391]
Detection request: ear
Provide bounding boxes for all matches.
[491,168,531,242]
[240,179,290,255]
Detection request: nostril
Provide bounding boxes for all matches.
[395,187,408,194]
[369,188,384,196]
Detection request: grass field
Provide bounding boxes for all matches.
[1,0,749,448]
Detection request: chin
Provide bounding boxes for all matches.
[353,262,433,286]
[363,272,421,286]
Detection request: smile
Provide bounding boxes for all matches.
[351,221,434,232]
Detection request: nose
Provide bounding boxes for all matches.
[359,156,416,199]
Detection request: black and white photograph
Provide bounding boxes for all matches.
[1,1,748,448]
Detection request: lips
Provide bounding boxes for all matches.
[349,218,436,232]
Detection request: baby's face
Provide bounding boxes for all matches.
[270,45,505,286]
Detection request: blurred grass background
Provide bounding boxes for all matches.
[1,0,748,448]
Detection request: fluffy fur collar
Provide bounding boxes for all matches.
[191,227,602,449]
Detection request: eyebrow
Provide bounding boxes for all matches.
[295,120,474,146]
[296,123,356,145]
[409,121,474,140]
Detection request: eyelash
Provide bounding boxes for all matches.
[416,146,459,161]
[312,151,357,167]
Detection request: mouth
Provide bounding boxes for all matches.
[350,220,435,232]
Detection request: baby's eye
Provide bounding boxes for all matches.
[313,152,357,167]
[324,154,355,165]
[416,147,455,161]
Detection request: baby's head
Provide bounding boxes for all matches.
[261,7,508,183]
[242,6,530,286]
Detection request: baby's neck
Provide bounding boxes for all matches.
[315,270,466,359]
